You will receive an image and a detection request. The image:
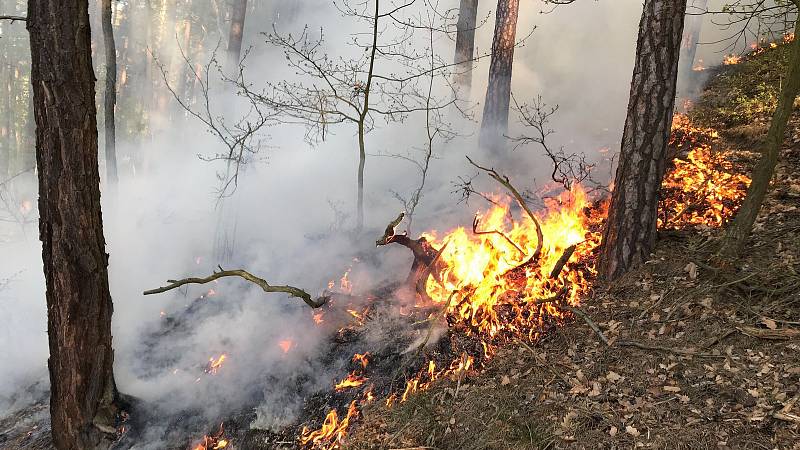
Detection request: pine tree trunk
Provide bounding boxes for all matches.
[479,0,520,153]
[454,0,479,91]
[1,51,10,179]
[599,0,687,280]
[226,0,248,73]
[720,14,800,258]
[26,1,121,447]
[678,0,707,81]
[101,0,118,185]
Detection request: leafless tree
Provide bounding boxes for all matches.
[231,0,469,232]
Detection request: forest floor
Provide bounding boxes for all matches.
[346,46,800,449]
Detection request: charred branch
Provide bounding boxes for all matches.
[465,155,544,260]
[143,268,328,308]
[549,244,576,279]
[472,214,525,257]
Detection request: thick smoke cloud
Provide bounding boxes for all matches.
[0,0,771,440]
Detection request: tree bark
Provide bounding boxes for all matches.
[678,0,707,81]
[719,12,800,258]
[101,0,118,185]
[453,0,479,91]
[26,0,121,448]
[1,49,10,179]
[226,0,248,73]
[599,0,687,280]
[479,0,520,153]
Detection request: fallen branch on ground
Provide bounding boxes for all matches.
[144,267,328,308]
[465,156,544,261]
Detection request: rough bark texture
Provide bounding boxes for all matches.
[101,0,118,185]
[479,0,519,153]
[27,0,120,448]
[678,0,707,80]
[599,0,687,280]
[226,0,248,73]
[454,0,479,90]
[720,14,800,258]
[1,51,10,178]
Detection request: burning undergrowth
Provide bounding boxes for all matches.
[118,113,750,450]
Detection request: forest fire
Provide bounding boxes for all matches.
[334,373,367,391]
[421,186,602,340]
[661,114,750,228]
[297,114,752,449]
[192,424,228,450]
[203,354,227,375]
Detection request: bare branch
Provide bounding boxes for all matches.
[465,156,544,261]
[143,269,328,308]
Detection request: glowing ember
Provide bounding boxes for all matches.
[278,339,294,354]
[723,54,741,65]
[204,354,226,375]
[352,352,369,369]
[192,423,228,450]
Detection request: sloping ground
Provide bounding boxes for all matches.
[346,47,800,449]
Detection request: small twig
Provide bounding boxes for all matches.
[144,269,328,308]
[617,340,726,358]
[472,214,525,257]
[563,305,609,346]
[0,15,26,23]
[466,156,544,261]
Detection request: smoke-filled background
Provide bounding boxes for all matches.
[0,0,772,442]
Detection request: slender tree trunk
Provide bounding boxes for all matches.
[454,0,479,91]
[226,0,248,73]
[479,0,520,153]
[1,54,10,179]
[719,13,800,258]
[101,0,118,185]
[599,0,687,280]
[678,0,707,83]
[27,0,121,447]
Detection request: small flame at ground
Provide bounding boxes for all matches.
[203,354,226,375]
[192,423,228,450]
[278,339,294,354]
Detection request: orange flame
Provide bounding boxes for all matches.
[334,373,367,391]
[278,340,294,354]
[299,401,358,449]
[204,354,226,375]
[192,423,228,450]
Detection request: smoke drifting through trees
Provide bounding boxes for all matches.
[1,0,783,447]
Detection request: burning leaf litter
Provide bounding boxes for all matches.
[296,115,751,449]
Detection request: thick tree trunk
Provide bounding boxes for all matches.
[479,0,520,153]
[599,0,687,280]
[101,0,118,185]
[678,0,707,82]
[720,14,800,258]
[226,0,248,73]
[26,0,121,448]
[454,0,479,91]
